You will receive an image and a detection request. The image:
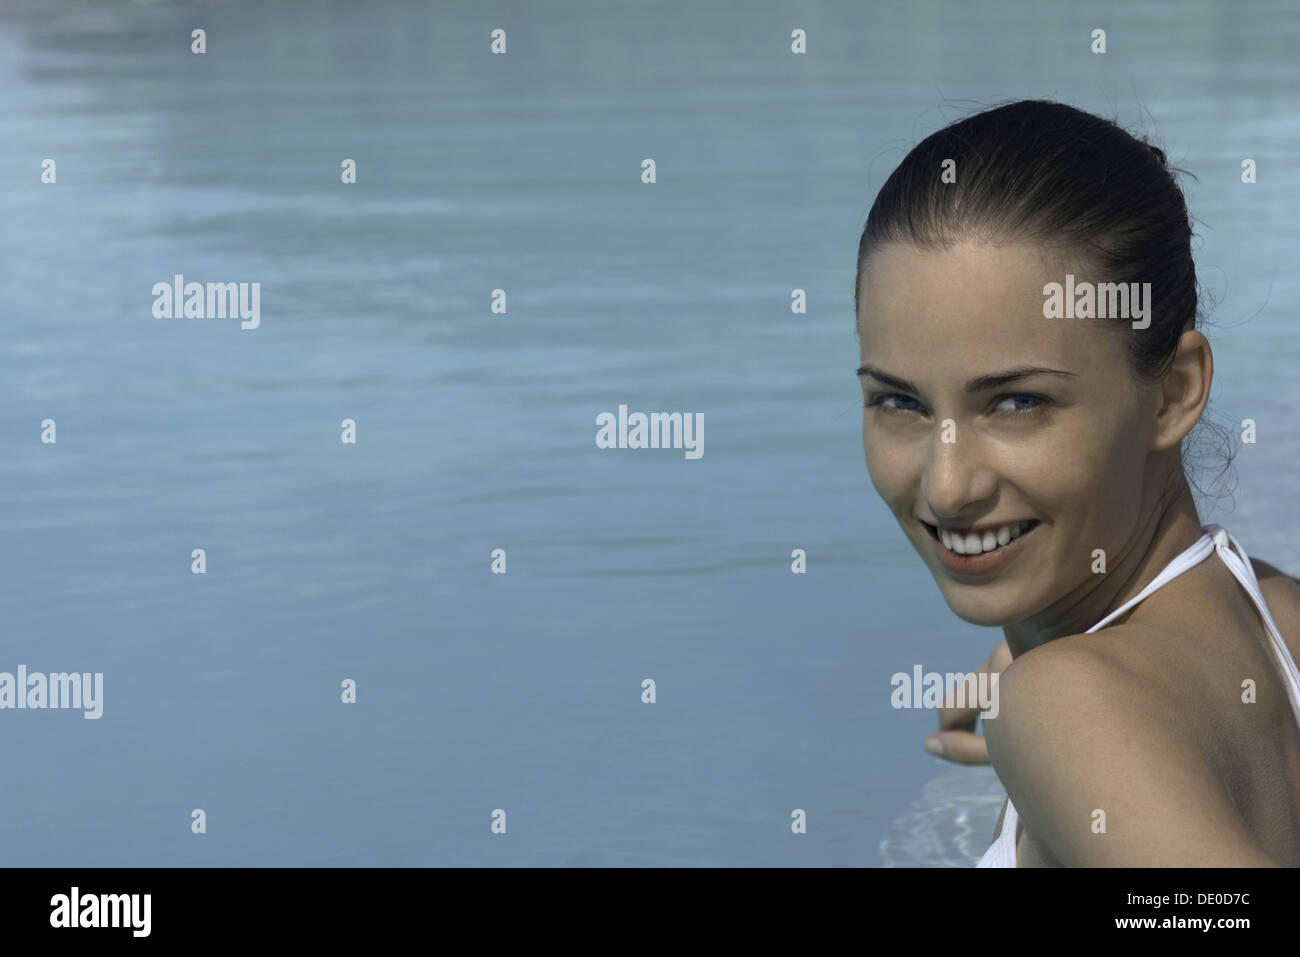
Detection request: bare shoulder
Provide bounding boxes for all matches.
[986,627,1177,747]
[1249,556,1300,660]
[1251,555,1298,583]
[1251,555,1300,607]
[992,624,1177,711]
[984,633,1278,866]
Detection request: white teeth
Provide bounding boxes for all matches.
[936,521,1033,556]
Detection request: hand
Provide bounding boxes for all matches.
[923,639,1010,765]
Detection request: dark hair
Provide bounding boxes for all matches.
[854,99,1234,503]
[855,100,1197,377]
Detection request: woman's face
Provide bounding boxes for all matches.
[856,241,1160,627]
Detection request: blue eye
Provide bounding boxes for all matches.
[993,393,1046,415]
[865,393,925,414]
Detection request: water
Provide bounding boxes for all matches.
[1,0,1297,866]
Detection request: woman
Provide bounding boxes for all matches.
[855,100,1300,866]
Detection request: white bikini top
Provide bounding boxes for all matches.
[976,524,1300,867]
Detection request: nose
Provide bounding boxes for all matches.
[922,424,997,522]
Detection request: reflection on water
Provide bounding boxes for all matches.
[878,767,1007,867]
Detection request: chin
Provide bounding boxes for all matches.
[934,584,1025,628]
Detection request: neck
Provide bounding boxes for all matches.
[1002,472,1206,658]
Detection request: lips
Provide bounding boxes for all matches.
[923,519,1038,556]
[919,518,1041,574]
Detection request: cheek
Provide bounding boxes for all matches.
[1089,432,1153,523]
[1027,411,1148,526]
[862,420,920,505]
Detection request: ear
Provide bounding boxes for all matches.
[1151,330,1212,451]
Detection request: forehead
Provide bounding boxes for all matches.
[857,241,1120,372]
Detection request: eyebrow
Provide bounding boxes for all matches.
[856,364,1078,394]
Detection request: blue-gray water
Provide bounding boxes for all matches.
[2,0,1297,866]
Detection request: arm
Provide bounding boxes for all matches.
[925,638,1011,764]
[983,638,1279,867]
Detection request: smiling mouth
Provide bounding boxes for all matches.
[920,519,1040,556]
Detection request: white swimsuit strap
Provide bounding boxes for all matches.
[1085,529,1216,633]
[1204,525,1300,723]
[1086,524,1300,720]
[976,798,1018,868]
